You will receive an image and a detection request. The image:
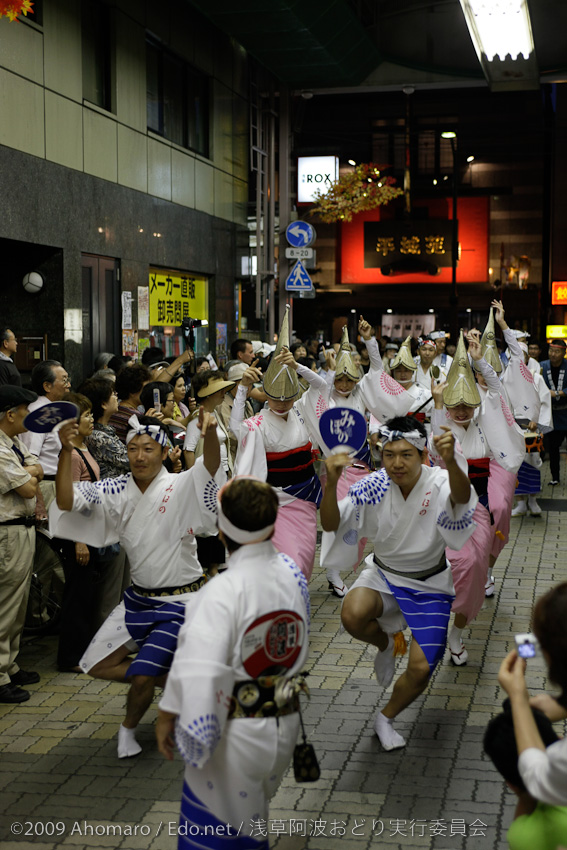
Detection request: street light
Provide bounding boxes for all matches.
[442,132,459,342]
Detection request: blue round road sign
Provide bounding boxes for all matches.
[285,221,315,248]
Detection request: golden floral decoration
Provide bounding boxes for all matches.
[309,163,402,223]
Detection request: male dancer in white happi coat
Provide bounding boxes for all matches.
[321,416,477,751]
[157,477,310,850]
[50,410,222,758]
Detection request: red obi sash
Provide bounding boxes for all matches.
[265,442,317,473]
[467,456,490,503]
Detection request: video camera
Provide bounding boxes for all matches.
[181,317,208,351]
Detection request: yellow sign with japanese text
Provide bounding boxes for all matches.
[148,269,208,327]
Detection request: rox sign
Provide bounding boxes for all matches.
[297,156,339,204]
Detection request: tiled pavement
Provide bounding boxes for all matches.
[1,461,566,850]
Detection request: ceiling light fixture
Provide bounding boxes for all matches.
[459,0,538,91]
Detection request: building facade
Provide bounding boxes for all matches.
[0,0,249,383]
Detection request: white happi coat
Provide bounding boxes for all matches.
[321,464,478,598]
[160,541,310,836]
[49,463,220,668]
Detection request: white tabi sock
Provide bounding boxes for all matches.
[374,712,406,751]
[118,724,142,759]
[448,625,464,655]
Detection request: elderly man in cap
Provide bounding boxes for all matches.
[0,386,44,703]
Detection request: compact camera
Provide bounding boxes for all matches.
[515,633,537,659]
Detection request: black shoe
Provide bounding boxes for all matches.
[0,683,30,703]
[10,669,40,686]
[550,480,560,486]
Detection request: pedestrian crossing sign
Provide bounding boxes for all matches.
[285,260,313,292]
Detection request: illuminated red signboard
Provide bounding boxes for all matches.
[341,197,489,285]
[552,282,567,305]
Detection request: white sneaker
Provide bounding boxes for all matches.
[528,497,542,516]
[511,502,527,517]
[485,576,495,597]
[373,635,396,689]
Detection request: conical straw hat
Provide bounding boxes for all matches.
[334,326,360,381]
[475,309,502,374]
[443,331,481,408]
[389,335,417,373]
[263,305,299,401]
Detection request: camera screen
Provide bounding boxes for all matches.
[517,641,536,659]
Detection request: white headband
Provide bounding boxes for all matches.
[126,413,169,447]
[379,426,427,452]
[217,477,276,544]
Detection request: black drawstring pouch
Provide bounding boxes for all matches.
[293,700,320,782]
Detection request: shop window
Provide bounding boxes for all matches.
[82,0,114,112]
[146,39,210,157]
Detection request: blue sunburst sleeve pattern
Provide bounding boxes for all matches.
[436,505,476,532]
[348,469,391,507]
[75,475,130,505]
[203,479,219,514]
[175,714,222,769]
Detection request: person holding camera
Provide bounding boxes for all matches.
[489,583,567,848]
[497,583,567,804]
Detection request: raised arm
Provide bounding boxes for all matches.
[359,316,383,372]
[199,407,220,478]
[320,452,352,531]
[296,362,328,393]
[154,349,193,382]
[228,361,262,435]
[432,426,470,505]
[467,330,501,394]
[55,420,80,510]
